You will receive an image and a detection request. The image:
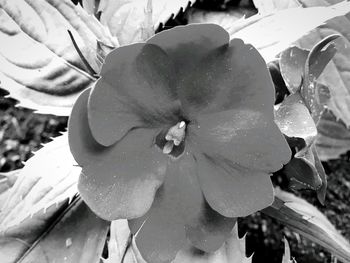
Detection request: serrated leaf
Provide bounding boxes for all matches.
[282,237,297,263]
[98,0,195,45]
[296,0,350,127]
[0,0,118,115]
[18,197,109,263]
[0,170,19,205]
[262,188,350,263]
[229,2,350,62]
[105,222,252,263]
[103,220,144,263]
[187,9,253,32]
[253,0,301,14]
[0,134,80,231]
[316,110,350,160]
[82,0,100,17]
[173,224,252,263]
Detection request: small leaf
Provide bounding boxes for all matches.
[297,0,350,127]
[0,0,118,115]
[312,145,327,205]
[302,35,338,123]
[280,46,309,94]
[0,134,80,231]
[262,188,350,263]
[275,93,317,148]
[316,110,350,160]
[253,0,301,14]
[282,237,297,263]
[98,0,196,45]
[229,2,350,62]
[283,147,322,191]
[18,198,109,263]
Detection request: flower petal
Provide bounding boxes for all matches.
[196,154,275,218]
[88,43,181,146]
[186,202,237,252]
[177,38,277,115]
[150,28,275,115]
[135,153,204,263]
[147,23,229,78]
[190,109,291,173]
[78,128,167,220]
[68,88,106,165]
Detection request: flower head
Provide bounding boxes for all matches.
[68,24,291,263]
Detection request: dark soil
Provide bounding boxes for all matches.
[1,0,349,262]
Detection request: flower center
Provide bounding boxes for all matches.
[163,121,186,154]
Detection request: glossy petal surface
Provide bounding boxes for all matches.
[135,154,203,263]
[68,88,106,165]
[191,109,291,173]
[78,128,167,220]
[196,155,274,218]
[88,43,181,146]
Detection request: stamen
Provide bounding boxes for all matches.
[162,121,187,154]
[163,141,174,154]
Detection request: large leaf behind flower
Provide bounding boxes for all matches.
[262,188,350,263]
[18,198,109,263]
[98,0,195,45]
[316,110,350,160]
[0,134,81,262]
[0,0,118,116]
[230,2,350,62]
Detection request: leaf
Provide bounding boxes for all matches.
[280,46,309,94]
[82,0,100,17]
[275,93,318,147]
[279,38,335,125]
[173,224,252,263]
[312,145,327,205]
[0,134,80,232]
[103,220,145,263]
[253,0,301,14]
[98,0,195,45]
[316,110,350,160]
[262,188,350,263]
[187,9,253,32]
[0,170,19,205]
[296,0,350,127]
[104,222,252,263]
[0,0,118,115]
[18,198,109,263]
[229,2,350,63]
[282,237,297,263]
[283,147,322,191]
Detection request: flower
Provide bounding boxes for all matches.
[68,24,291,263]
